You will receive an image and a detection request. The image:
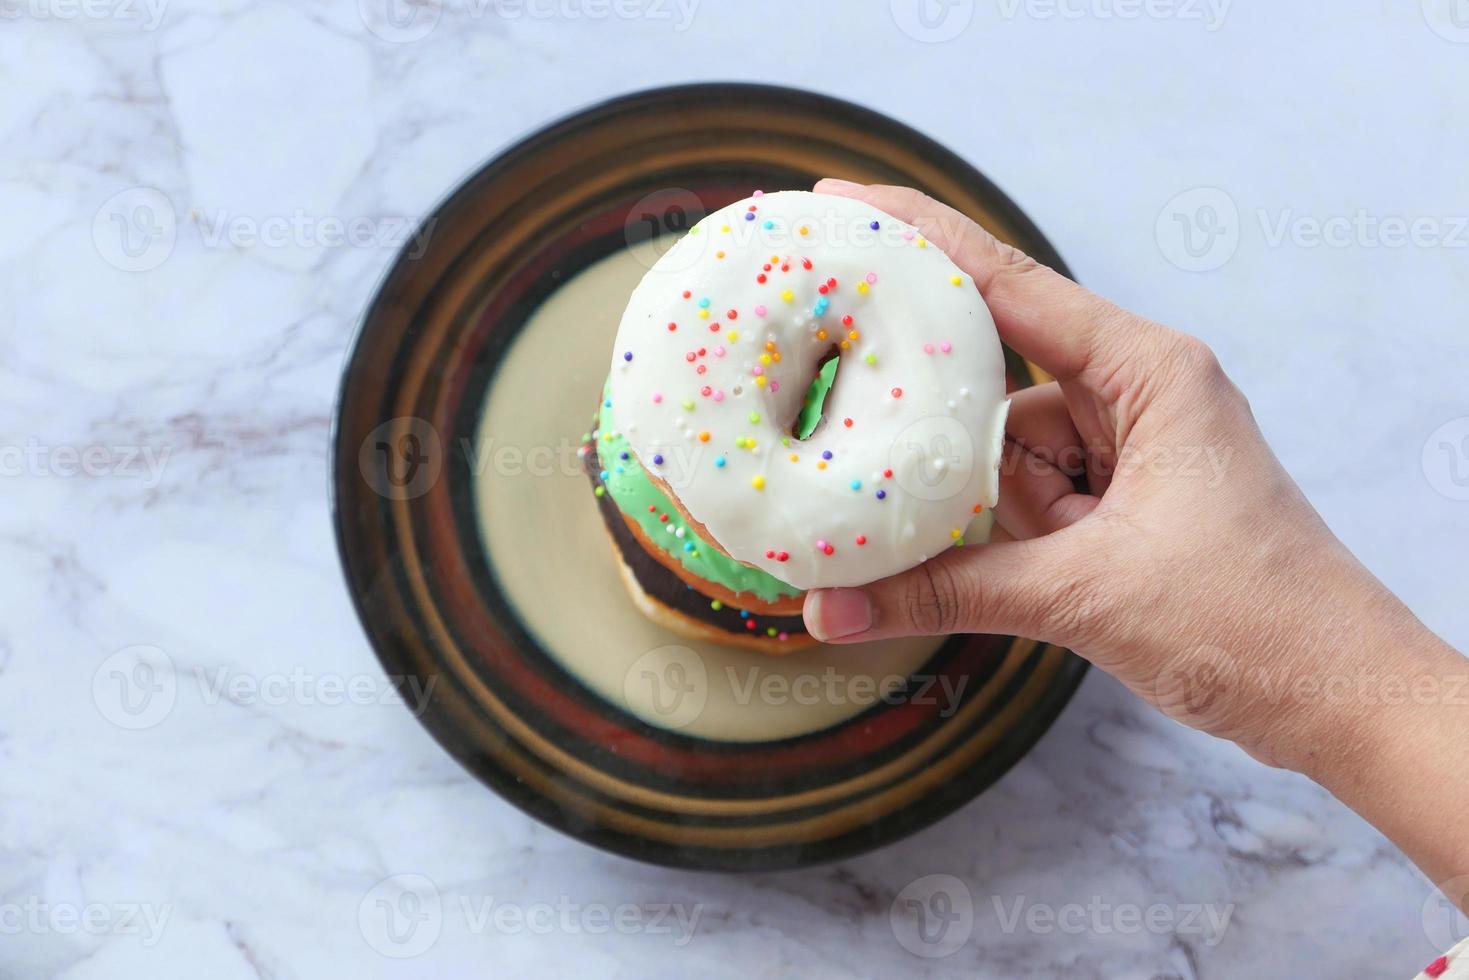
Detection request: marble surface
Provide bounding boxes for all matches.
[2,1,1467,976]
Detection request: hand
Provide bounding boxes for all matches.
[803,179,1468,898]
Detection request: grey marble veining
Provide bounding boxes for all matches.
[2,1,1467,976]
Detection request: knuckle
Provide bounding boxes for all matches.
[1162,332,1254,418]
[1168,335,1226,384]
[993,238,1042,276]
[902,558,969,635]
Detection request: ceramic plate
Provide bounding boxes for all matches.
[332,83,1088,871]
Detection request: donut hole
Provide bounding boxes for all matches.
[793,346,841,441]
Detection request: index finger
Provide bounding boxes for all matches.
[814,179,1148,383]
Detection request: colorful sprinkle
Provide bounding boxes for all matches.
[856,534,867,545]
[876,489,887,500]
[751,475,766,490]
[652,454,664,466]
[715,455,727,467]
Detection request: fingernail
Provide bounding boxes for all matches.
[815,178,861,195]
[804,588,872,642]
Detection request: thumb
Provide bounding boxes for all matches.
[802,536,1094,646]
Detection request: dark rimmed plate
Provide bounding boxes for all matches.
[332,83,1088,871]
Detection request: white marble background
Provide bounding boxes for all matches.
[2,0,1467,976]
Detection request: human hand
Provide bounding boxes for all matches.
[802,179,1462,787]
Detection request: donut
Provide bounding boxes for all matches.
[580,418,817,653]
[604,190,1008,593]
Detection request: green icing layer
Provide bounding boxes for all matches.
[796,354,839,440]
[592,381,801,603]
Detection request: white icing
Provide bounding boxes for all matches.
[608,191,1008,590]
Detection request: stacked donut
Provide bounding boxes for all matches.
[582,190,1009,652]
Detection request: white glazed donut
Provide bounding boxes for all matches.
[608,190,1008,591]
